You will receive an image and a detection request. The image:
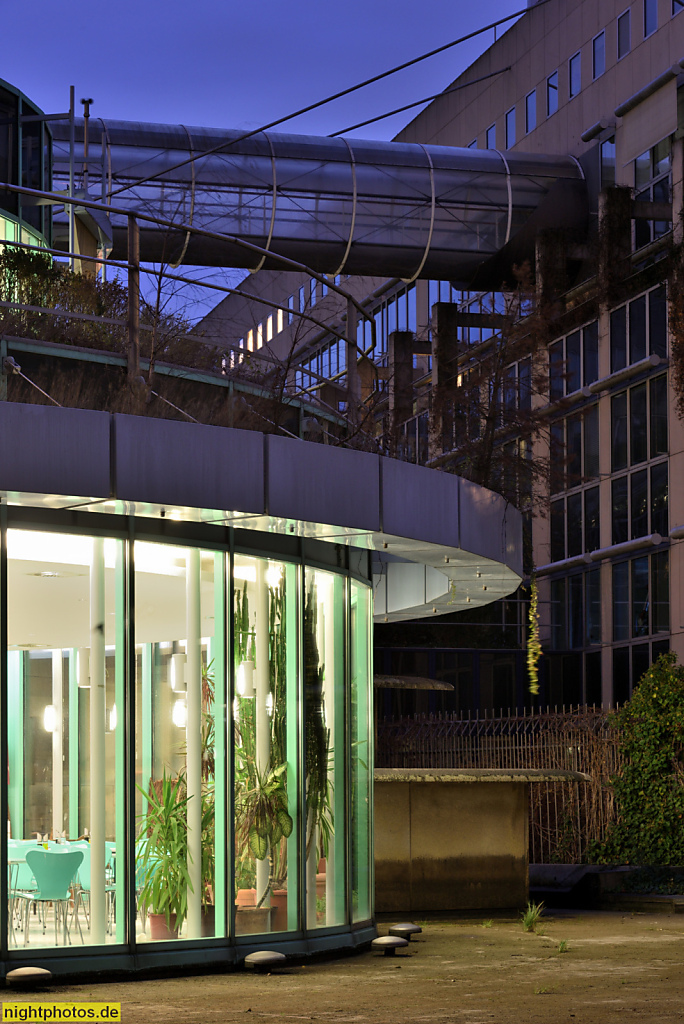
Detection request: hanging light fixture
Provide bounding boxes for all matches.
[108,704,118,731]
[43,704,57,732]
[171,652,187,692]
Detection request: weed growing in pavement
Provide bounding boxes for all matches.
[520,901,545,932]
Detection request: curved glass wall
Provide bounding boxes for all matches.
[3,521,372,959]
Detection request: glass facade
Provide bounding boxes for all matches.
[3,519,373,959]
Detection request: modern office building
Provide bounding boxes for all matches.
[196,0,684,710]
[0,75,525,973]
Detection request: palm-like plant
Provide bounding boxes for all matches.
[235,756,293,908]
[137,771,193,930]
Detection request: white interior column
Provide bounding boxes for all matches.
[186,548,202,938]
[89,537,106,944]
[51,651,63,839]
[321,604,337,925]
[255,561,270,910]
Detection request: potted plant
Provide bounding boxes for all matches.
[137,771,193,940]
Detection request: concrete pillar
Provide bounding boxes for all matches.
[388,330,414,455]
[185,548,202,939]
[89,538,106,944]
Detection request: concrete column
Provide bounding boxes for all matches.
[346,298,361,425]
[89,538,106,944]
[186,548,202,939]
[388,330,415,455]
[429,302,459,462]
[51,651,63,839]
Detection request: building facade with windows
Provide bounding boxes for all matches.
[200,0,684,709]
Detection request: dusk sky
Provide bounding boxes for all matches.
[4,0,525,141]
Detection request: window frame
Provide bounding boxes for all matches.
[617,8,631,57]
[505,106,516,148]
[644,0,658,36]
[546,70,559,116]
[486,123,496,149]
[525,90,536,134]
[569,51,581,99]
[592,30,606,79]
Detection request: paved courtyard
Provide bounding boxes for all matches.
[5,910,684,1023]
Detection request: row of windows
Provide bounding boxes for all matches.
[611,462,668,544]
[472,2,674,150]
[549,321,599,400]
[236,275,342,353]
[550,405,599,494]
[356,284,417,361]
[611,374,667,473]
[550,551,669,651]
[550,486,600,563]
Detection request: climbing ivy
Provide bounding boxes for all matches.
[589,653,684,865]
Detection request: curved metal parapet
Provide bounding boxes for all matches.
[0,403,522,621]
[51,119,586,283]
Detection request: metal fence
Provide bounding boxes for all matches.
[376,707,623,863]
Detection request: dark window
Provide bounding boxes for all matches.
[550,421,565,493]
[551,578,566,649]
[611,306,627,372]
[613,563,630,642]
[551,499,566,563]
[569,52,581,97]
[567,492,583,557]
[613,646,631,703]
[566,331,581,393]
[569,574,583,648]
[583,320,599,384]
[486,124,496,148]
[584,486,600,552]
[652,550,669,633]
[649,285,667,357]
[612,476,629,544]
[651,462,668,536]
[675,0,684,14]
[632,644,650,688]
[585,650,602,704]
[519,357,531,411]
[585,569,601,645]
[611,392,628,471]
[525,91,536,133]
[592,31,605,78]
[584,405,599,479]
[644,0,657,34]
[650,375,668,456]
[547,71,559,115]
[630,383,648,465]
[629,294,647,363]
[632,556,650,636]
[566,414,582,484]
[630,469,648,538]
[618,9,631,57]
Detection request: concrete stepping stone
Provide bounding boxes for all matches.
[389,923,422,941]
[6,967,52,989]
[372,935,409,957]
[244,950,287,972]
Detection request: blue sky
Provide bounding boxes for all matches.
[4,0,525,140]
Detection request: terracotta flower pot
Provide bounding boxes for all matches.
[148,911,179,940]
[235,905,272,936]
[235,887,256,908]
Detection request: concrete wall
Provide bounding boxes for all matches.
[375,779,529,912]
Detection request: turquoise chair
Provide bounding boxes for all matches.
[18,849,83,946]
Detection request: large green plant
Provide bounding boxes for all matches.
[137,772,193,928]
[304,583,333,858]
[589,653,684,865]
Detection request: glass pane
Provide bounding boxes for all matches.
[632,644,650,690]
[612,562,629,642]
[304,568,346,930]
[569,53,581,97]
[617,10,631,58]
[568,575,583,648]
[651,462,668,536]
[233,556,298,936]
[550,580,566,649]
[630,383,647,465]
[629,295,647,363]
[593,32,605,77]
[651,550,669,634]
[566,414,582,485]
[135,542,220,942]
[350,580,372,924]
[650,374,668,457]
[7,529,124,949]
[613,647,630,704]
[547,72,558,115]
[550,499,565,563]
[549,341,564,401]
[610,307,627,373]
[583,321,599,385]
[611,392,628,471]
[584,404,599,479]
[630,469,648,539]
[567,493,583,557]
[649,285,667,357]
[585,569,601,646]
[632,556,650,637]
[585,651,602,705]
[550,421,565,494]
[612,476,629,544]
[584,486,600,553]
[566,331,581,393]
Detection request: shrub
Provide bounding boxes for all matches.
[591,653,684,865]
